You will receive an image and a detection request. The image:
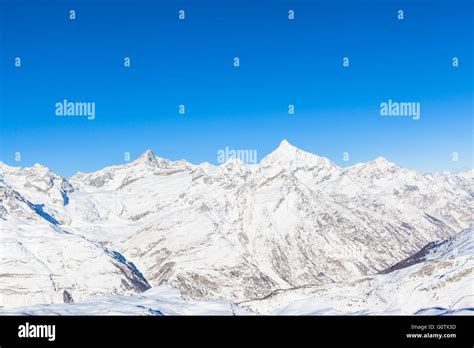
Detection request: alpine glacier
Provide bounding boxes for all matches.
[0,140,472,313]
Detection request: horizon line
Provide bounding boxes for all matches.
[1,139,472,179]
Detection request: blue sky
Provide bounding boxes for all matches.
[1,0,472,177]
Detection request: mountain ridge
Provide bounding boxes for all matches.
[0,140,472,308]
[1,139,471,179]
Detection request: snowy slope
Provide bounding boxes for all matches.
[1,140,472,308]
[0,174,150,309]
[2,228,471,316]
[241,227,473,315]
[2,286,250,315]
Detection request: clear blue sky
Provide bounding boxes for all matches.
[1,0,472,177]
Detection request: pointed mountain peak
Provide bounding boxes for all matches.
[265,139,300,161]
[276,139,298,152]
[141,149,155,158]
[137,149,159,166]
[261,139,337,170]
[134,149,173,169]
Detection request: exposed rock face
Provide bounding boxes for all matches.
[63,290,74,304]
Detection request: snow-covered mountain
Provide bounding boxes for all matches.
[0,140,472,310]
[2,228,471,316]
[241,226,474,315]
[0,176,150,308]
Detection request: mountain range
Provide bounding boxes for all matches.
[1,140,472,314]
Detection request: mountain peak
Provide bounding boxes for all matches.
[373,156,390,163]
[32,163,49,170]
[141,149,155,158]
[346,156,402,178]
[261,139,336,170]
[266,139,300,160]
[137,149,159,166]
[135,149,173,169]
[276,139,298,152]
[369,157,398,168]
